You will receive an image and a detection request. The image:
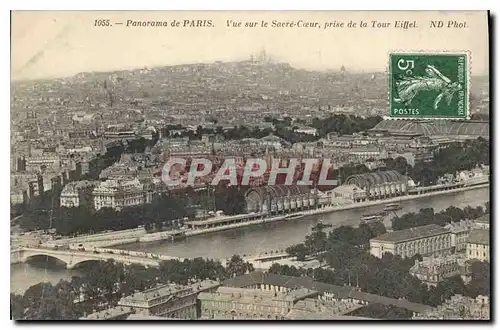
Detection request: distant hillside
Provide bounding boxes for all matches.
[11,60,489,114]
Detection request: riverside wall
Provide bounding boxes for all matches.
[41,183,489,248]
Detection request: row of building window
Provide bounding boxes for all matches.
[468,251,487,258]
[205,301,287,313]
[207,311,285,320]
[468,243,488,249]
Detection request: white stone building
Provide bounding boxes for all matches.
[370,224,452,259]
[60,180,99,208]
[222,271,434,318]
[118,280,220,319]
[466,229,490,262]
[25,154,61,172]
[294,126,318,136]
[93,178,146,211]
[444,220,475,252]
[198,286,318,320]
[409,255,464,287]
[347,147,387,162]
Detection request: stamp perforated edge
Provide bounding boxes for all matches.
[385,50,472,121]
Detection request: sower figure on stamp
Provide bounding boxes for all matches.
[394,64,462,110]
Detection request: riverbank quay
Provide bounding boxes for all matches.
[300,183,489,218]
[38,183,489,249]
[136,182,490,243]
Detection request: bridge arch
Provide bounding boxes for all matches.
[16,248,168,269]
[23,253,69,266]
[69,259,103,270]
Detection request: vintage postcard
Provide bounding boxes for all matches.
[10,11,490,321]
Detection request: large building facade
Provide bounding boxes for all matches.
[370,224,453,259]
[244,185,316,214]
[221,271,433,318]
[60,180,99,208]
[466,229,490,262]
[198,286,318,320]
[370,119,489,141]
[92,177,156,210]
[444,220,475,252]
[409,256,464,287]
[328,184,367,203]
[344,170,411,200]
[117,280,220,319]
[25,154,61,172]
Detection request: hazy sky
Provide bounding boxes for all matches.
[11,11,489,80]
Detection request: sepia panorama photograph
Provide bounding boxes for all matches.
[10,10,490,321]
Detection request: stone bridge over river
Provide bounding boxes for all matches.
[10,247,183,269]
[11,247,291,270]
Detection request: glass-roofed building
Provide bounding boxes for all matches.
[244,185,315,213]
[344,170,412,200]
[370,120,489,140]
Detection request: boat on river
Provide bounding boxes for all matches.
[285,213,305,221]
[360,214,384,224]
[384,203,402,212]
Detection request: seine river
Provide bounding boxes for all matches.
[11,186,489,294]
